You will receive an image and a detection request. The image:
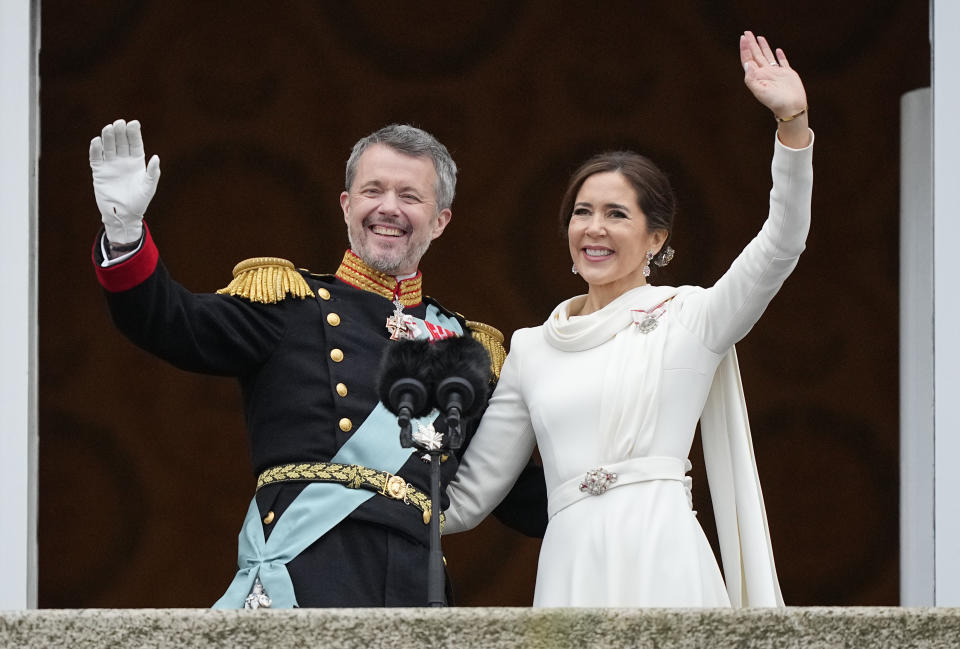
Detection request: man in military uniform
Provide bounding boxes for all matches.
[89,119,545,607]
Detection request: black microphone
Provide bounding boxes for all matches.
[429,336,492,450]
[377,339,434,447]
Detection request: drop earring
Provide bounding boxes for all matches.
[642,250,654,278]
[571,263,578,275]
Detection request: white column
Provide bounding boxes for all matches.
[933,0,960,606]
[0,0,38,610]
[900,87,933,606]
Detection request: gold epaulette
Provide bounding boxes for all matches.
[216,257,315,304]
[466,320,506,381]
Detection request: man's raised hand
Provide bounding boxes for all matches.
[89,119,161,245]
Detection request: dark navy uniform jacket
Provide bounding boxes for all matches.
[93,224,547,606]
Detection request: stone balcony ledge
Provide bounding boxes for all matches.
[2,607,959,649]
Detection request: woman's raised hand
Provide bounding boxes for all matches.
[740,31,810,147]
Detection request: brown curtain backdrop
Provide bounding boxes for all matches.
[39,0,927,607]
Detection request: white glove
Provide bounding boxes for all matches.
[89,119,161,245]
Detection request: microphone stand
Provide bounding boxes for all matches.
[423,379,472,606]
[389,376,475,606]
[403,414,463,607]
[426,445,444,607]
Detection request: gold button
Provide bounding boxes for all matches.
[423,509,431,525]
[327,313,341,326]
[330,348,344,362]
[336,383,348,397]
[339,417,353,432]
[318,288,331,300]
[262,511,275,525]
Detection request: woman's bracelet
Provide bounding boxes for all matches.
[776,106,808,123]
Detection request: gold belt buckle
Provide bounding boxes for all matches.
[382,473,410,503]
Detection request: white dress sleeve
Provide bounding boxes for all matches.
[443,329,538,533]
[678,131,814,352]
[697,131,814,607]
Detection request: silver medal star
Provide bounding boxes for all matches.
[413,422,443,461]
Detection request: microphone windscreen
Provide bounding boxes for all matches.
[376,339,434,417]
[430,336,492,420]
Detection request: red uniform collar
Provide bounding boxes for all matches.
[334,250,423,307]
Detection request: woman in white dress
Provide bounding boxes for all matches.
[444,32,813,607]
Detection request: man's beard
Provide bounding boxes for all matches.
[347,222,433,275]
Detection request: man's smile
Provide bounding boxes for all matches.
[369,223,407,238]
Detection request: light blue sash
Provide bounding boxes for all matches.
[213,305,461,608]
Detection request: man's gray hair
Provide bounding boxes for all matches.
[345,124,458,211]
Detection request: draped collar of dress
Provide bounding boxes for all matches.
[543,284,680,352]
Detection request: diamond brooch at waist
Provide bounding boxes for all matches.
[579,467,618,496]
